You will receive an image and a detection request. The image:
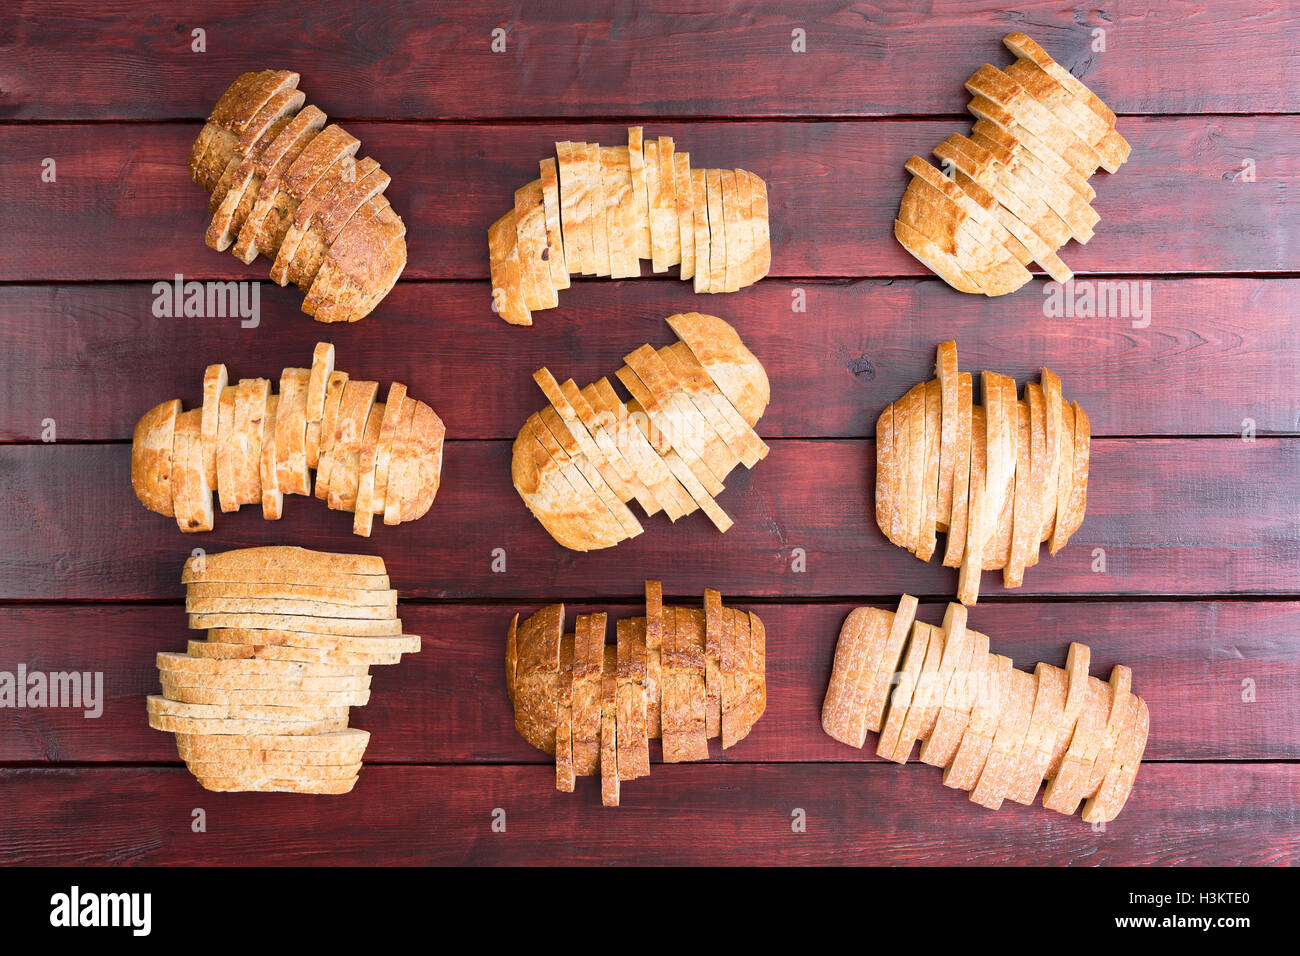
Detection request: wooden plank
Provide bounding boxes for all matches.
[2,277,1297,442]
[1,117,1296,281]
[0,439,1296,601]
[0,763,1294,865]
[2,1,1295,119]
[0,601,1295,764]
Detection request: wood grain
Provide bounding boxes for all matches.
[0,439,1295,602]
[0,764,1294,865]
[0,117,1293,281]
[0,601,1294,764]
[2,1,1295,119]
[2,278,1297,442]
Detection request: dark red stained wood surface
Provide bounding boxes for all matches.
[3,0,1298,119]
[0,601,1295,765]
[3,278,1299,442]
[1,439,1297,602]
[1,2,1298,868]
[0,764,1294,866]
[1,118,1295,281]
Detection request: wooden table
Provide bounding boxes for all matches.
[1,1,1297,866]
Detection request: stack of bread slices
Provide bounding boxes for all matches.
[876,341,1089,605]
[894,33,1130,295]
[189,70,406,322]
[822,596,1149,821]
[489,128,771,325]
[147,547,421,794]
[131,342,445,536]
[507,581,766,807]
[512,313,769,550]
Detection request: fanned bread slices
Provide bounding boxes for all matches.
[511,313,770,550]
[489,128,771,326]
[131,342,445,536]
[821,596,1149,821]
[148,547,421,794]
[893,34,1129,294]
[507,582,765,806]
[875,340,1088,605]
[189,71,406,323]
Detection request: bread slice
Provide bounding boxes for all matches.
[513,178,558,311]
[719,169,744,293]
[512,604,563,755]
[553,631,576,793]
[673,152,696,280]
[198,364,228,488]
[704,168,727,293]
[651,136,681,271]
[148,693,349,723]
[875,403,898,545]
[257,392,284,519]
[690,167,710,293]
[1003,399,1034,585]
[918,378,942,560]
[821,606,891,747]
[231,378,270,507]
[555,142,591,276]
[956,404,987,604]
[677,606,711,758]
[487,208,532,326]
[149,711,347,736]
[601,146,639,280]
[190,640,397,666]
[566,613,603,776]
[204,625,414,652]
[326,379,378,513]
[170,409,212,532]
[626,127,653,261]
[941,372,974,568]
[314,369,351,500]
[615,616,651,779]
[599,644,620,806]
[537,156,570,289]
[187,612,401,636]
[934,341,959,528]
[1049,397,1077,555]
[1053,400,1090,551]
[131,399,182,517]
[583,142,612,278]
